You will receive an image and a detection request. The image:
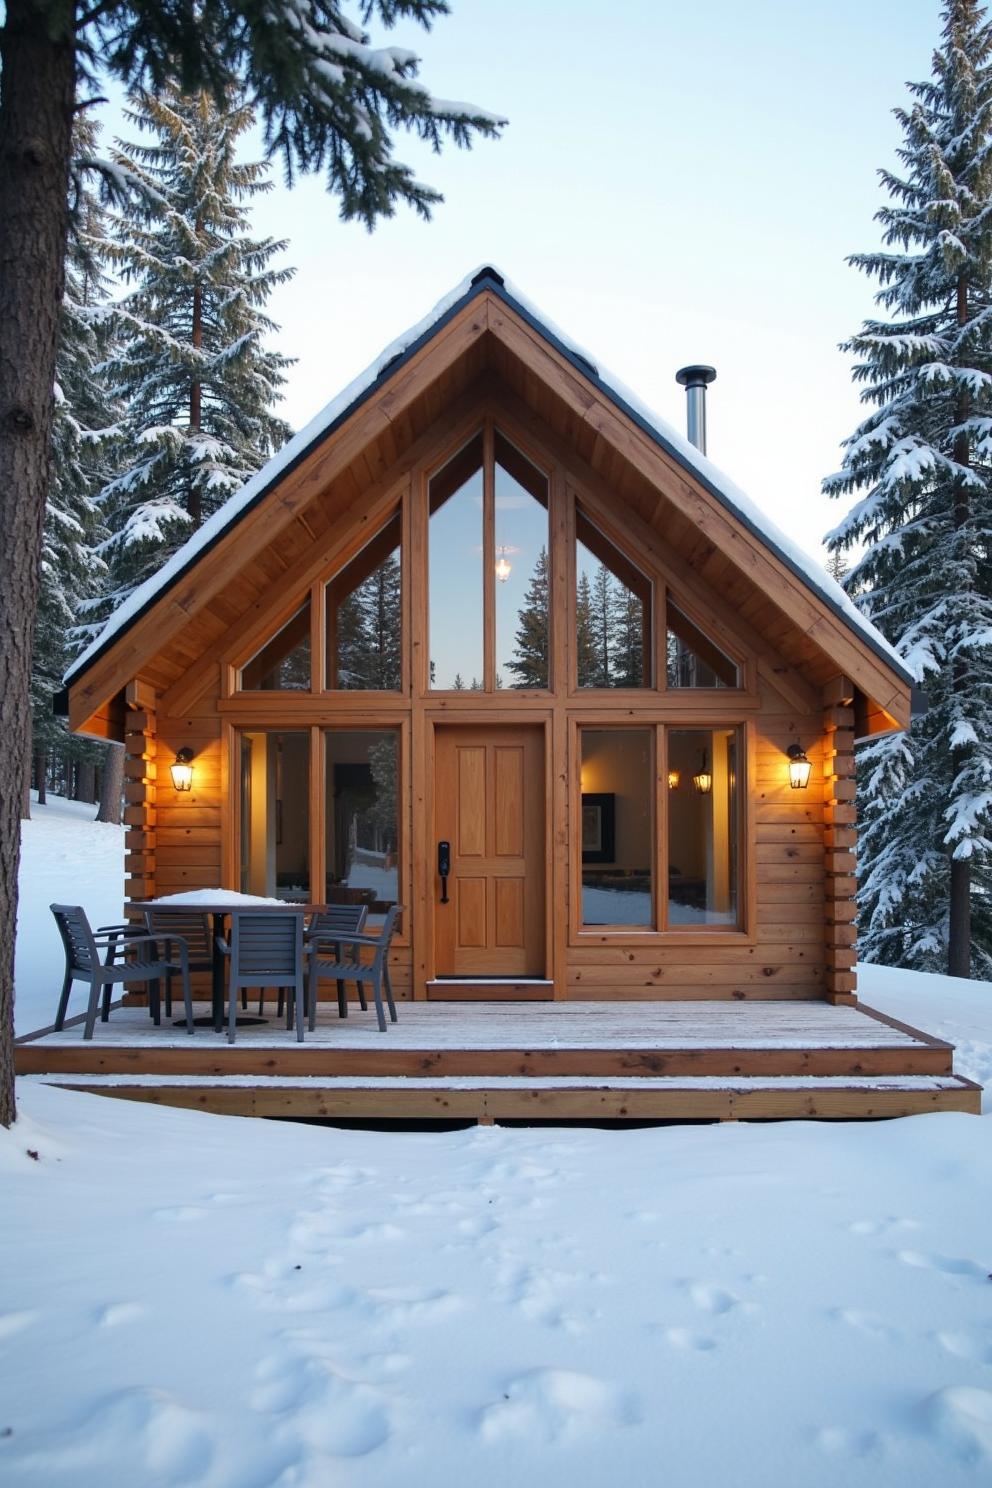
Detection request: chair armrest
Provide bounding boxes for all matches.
[95,923,136,933]
[308,931,381,950]
[215,937,230,954]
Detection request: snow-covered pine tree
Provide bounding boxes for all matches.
[505,547,550,688]
[824,0,992,978]
[587,565,617,689]
[336,555,402,689]
[30,119,118,813]
[92,85,295,623]
[612,585,645,688]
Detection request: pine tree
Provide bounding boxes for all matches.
[588,564,616,689]
[612,585,644,688]
[505,546,550,687]
[337,554,402,689]
[824,0,992,978]
[576,571,598,687]
[0,0,504,1126]
[92,85,295,620]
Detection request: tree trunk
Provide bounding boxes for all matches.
[0,1,76,1127]
[21,738,31,821]
[96,742,125,825]
[188,258,203,525]
[35,750,46,806]
[74,758,96,804]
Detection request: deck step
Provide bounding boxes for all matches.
[22,1072,982,1122]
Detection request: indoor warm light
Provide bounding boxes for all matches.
[495,547,512,583]
[787,743,812,790]
[692,752,712,795]
[170,747,195,792]
[668,769,681,790]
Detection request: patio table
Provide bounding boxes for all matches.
[129,898,319,1032]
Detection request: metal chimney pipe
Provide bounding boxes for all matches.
[675,365,717,454]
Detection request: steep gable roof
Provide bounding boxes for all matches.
[62,267,914,737]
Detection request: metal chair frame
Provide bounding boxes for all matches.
[307,905,402,1034]
[225,911,305,1044]
[50,903,194,1040]
[304,904,368,1018]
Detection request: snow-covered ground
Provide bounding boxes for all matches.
[15,794,125,1035]
[5,796,992,1486]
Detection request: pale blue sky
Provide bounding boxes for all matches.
[105,0,946,563]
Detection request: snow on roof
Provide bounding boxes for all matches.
[65,266,913,690]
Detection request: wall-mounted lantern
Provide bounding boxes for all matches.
[170,747,195,792]
[787,743,812,790]
[692,752,712,795]
[668,769,681,790]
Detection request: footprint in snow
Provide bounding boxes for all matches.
[479,1368,641,1444]
[663,1327,718,1352]
[96,1301,146,1328]
[848,1215,920,1237]
[935,1330,992,1365]
[13,1387,216,1484]
[923,1385,992,1464]
[813,1424,884,1459]
[896,1249,988,1279]
[684,1282,740,1315]
[250,1353,392,1458]
[830,1308,897,1342]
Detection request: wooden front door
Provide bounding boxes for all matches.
[434,725,545,977]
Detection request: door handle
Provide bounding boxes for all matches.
[438,840,451,904]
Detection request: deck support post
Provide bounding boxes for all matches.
[823,678,857,1005]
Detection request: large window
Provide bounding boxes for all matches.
[575,508,652,688]
[667,728,739,926]
[325,514,402,690]
[428,429,550,691]
[428,433,485,690]
[325,730,399,925]
[495,431,550,689]
[580,728,654,927]
[239,731,310,899]
[577,724,742,934]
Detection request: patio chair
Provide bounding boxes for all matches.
[225,911,305,1044]
[304,904,368,1018]
[51,903,194,1040]
[143,908,217,1020]
[307,905,402,1034]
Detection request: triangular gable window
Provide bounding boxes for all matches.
[575,506,652,688]
[325,512,402,691]
[666,602,740,688]
[239,599,311,691]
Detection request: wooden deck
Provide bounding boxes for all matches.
[16,1000,981,1121]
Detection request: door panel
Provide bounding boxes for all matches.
[435,726,545,976]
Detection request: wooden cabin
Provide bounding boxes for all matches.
[24,267,979,1120]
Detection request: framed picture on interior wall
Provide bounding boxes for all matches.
[581,793,615,863]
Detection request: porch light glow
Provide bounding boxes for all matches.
[170,747,195,792]
[495,546,512,583]
[668,769,680,790]
[787,743,812,790]
[692,752,712,795]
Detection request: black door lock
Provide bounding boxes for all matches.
[438,840,451,904]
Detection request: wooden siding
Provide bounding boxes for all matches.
[128,394,845,1005]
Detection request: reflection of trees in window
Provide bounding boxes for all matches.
[325,730,399,914]
[575,509,651,688]
[326,514,401,690]
[666,603,739,688]
[240,600,311,690]
[506,546,549,687]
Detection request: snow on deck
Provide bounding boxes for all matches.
[22,999,933,1051]
[24,1072,965,1092]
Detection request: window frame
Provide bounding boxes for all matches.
[570,716,752,946]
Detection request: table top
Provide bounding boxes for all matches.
[130,899,322,915]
